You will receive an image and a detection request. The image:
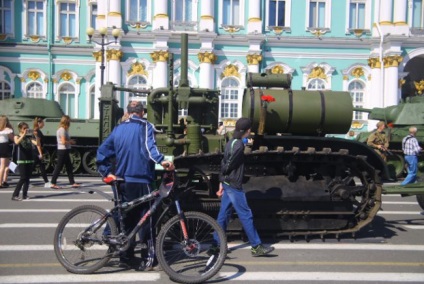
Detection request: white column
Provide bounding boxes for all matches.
[198,51,216,89]
[393,0,409,35]
[247,0,261,33]
[199,0,214,32]
[246,54,262,73]
[108,0,122,28]
[368,58,383,108]
[384,55,402,106]
[151,51,169,88]
[379,0,393,24]
[107,49,122,86]
[152,0,169,30]
[96,0,106,28]
[93,54,102,119]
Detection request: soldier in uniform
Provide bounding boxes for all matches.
[367,121,389,161]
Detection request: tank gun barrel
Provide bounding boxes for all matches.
[353,107,372,113]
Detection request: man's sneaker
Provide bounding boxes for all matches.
[251,244,275,257]
[44,182,51,188]
[11,196,22,201]
[207,244,220,256]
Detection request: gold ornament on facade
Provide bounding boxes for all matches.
[0,34,7,41]
[62,37,73,45]
[61,72,72,81]
[351,67,364,78]
[343,75,349,80]
[414,80,424,95]
[44,78,49,83]
[154,13,168,19]
[308,67,326,80]
[92,51,103,62]
[150,50,169,62]
[198,52,217,64]
[221,64,241,78]
[246,54,262,65]
[107,49,123,61]
[29,35,40,43]
[248,17,261,23]
[28,71,40,81]
[368,74,372,81]
[76,78,81,84]
[351,121,364,129]
[367,57,381,69]
[200,15,214,20]
[128,62,148,77]
[108,11,121,17]
[20,77,26,82]
[222,25,241,33]
[383,55,403,68]
[271,65,284,74]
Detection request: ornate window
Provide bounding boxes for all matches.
[59,83,76,118]
[220,0,245,26]
[348,0,365,29]
[0,81,11,100]
[411,0,424,28]
[307,78,326,90]
[0,0,13,35]
[26,82,43,98]
[171,0,197,30]
[220,78,240,119]
[26,0,45,36]
[268,0,286,27]
[55,0,80,41]
[127,0,150,24]
[349,80,365,120]
[306,0,331,29]
[89,84,95,119]
[89,2,97,29]
[128,75,148,108]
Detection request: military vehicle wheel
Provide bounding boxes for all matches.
[51,149,82,174]
[386,153,405,178]
[82,150,98,175]
[417,195,424,210]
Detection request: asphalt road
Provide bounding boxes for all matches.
[0,176,423,284]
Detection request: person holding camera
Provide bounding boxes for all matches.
[11,122,38,201]
[32,117,50,187]
[50,115,80,189]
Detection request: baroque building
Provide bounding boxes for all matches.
[1,0,424,136]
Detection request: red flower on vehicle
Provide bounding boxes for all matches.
[261,95,276,103]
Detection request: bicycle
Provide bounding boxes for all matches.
[53,169,227,284]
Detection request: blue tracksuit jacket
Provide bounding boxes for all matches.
[96,114,164,183]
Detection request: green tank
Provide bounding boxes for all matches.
[355,96,424,179]
[0,98,101,175]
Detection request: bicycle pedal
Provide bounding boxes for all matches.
[135,242,147,250]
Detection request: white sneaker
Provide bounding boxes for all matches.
[44,182,51,188]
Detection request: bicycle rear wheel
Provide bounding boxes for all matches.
[54,205,118,274]
[156,211,227,284]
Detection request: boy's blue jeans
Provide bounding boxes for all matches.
[401,155,418,185]
[214,183,261,247]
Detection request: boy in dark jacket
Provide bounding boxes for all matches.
[212,118,274,257]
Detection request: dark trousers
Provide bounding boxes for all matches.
[12,163,32,198]
[32,151,49,183]
[50,149,75,185]
[121,182,156,261]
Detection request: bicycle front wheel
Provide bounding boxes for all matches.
[156,211,227,284]
[53,205,118,274]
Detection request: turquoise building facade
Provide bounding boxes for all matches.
[1,0,424,137]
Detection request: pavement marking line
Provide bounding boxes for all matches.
[2,261,424,269]
[2,243,424,251]
[377,211,421,215]
[218,272,424,282]
[403,225,424,229]
[0,273,160,283]
[23,199,110,202]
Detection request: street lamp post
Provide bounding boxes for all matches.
[86,27,121,86]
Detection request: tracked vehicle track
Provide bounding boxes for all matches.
[174,137,383,238]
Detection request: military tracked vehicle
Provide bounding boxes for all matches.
[98,34,407,239]
[0,98,103,175]
[355,97,424,178]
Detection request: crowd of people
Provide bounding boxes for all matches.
[0,115,80,201]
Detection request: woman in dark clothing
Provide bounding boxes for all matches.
[11,122,37,201]
[32,117,49,187]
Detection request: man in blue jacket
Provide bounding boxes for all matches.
[97,100,174,271]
